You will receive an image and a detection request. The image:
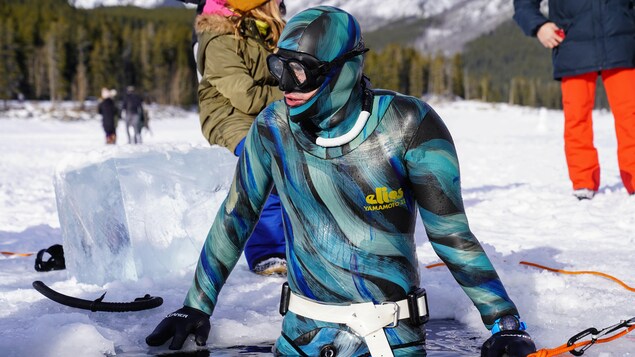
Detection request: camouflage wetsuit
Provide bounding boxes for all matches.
[183,89,519,355]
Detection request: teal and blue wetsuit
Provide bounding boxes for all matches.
[184,90,519,355]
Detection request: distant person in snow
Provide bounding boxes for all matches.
[122,86,145,144]
[98,88,119,145]
[513,0,635,200]
[190,0,288,276]
[146,6,536,357]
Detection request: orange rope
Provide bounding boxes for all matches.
[1,251,34,257]
[519,261,635,292]
[425,262,446,269]
[425,260,635,355]
[426,260,634,292]
[519,261,635,355]
[528,324,635,357]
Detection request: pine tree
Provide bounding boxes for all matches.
[480,76,491,102]
[45,21,70,102]
[0,17,22,104]
[140,23,156,95]
[430,53,446,96]
[363,51,381,88]
[450,54,465,99]
[408,54,427,98]
[508,77,520,105]
[72,27,90,104]
[377,44,402,91]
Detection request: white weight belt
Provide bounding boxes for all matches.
[287,291,428,357]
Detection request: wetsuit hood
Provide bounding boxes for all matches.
[276,6,366,139]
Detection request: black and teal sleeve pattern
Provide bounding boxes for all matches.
[183,111,275,315]
[404,106,519,327]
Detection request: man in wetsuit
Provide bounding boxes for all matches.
[146,6,536,356]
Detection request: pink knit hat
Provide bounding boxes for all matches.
[204,0,275,14]
[202,0,234,16]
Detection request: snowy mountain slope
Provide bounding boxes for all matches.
[69,0,519,53]
[413,0,514,54]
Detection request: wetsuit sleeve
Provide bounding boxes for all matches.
[183,119,274,315]
[404,108,519,328]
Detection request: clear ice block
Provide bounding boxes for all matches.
[54,144,237,284]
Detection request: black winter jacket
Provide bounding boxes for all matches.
[123,92,143,115]
[513,0,635,79]
[99,98,118,135]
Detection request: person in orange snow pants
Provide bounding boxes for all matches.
[562,69,635,194]
[514,0,635,198]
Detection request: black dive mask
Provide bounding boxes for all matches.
[267,44,368,93]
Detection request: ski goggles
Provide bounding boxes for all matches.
[267,43,368,93]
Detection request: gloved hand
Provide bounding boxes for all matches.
[146,306,211,350]
[481,330,537,357]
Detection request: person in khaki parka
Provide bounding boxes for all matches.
[195,0,287,275]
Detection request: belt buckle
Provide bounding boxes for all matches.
[380,301,399,328]
[407,288,429,326]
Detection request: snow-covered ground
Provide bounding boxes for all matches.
[1,100,633,356]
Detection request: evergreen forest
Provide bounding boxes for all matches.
[0,0,197,106]
[0,0,608,109]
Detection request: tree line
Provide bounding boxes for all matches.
[1,1,607,109]
[354,44,563,109]
[364,19,608,109]
[0,0,197,107]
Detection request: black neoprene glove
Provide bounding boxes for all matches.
[481,330,537,357]
[146,306,211,350]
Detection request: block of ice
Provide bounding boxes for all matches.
[54,144,237,285]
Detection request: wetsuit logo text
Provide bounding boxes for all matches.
[365,187,405,211]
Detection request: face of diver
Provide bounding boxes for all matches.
[272,6,367,122]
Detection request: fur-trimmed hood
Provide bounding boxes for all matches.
[194,11,282,154]
[195,13,236,36]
